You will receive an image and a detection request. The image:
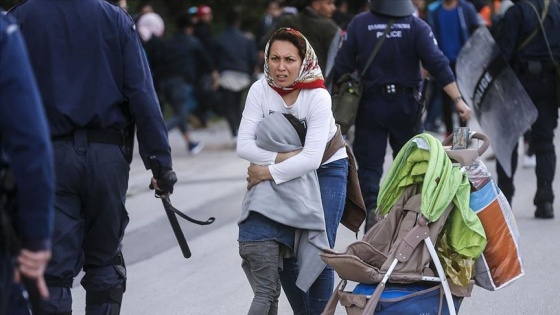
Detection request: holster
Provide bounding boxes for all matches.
[0,167,19,255]
[120,99,135,164]
[554,60,560,107]
[122,124,135,164]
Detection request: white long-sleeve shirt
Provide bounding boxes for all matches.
[237,78,347,184]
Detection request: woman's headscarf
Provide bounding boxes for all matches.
[264,28,325,96]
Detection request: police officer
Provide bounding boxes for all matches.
[493,0,560,219]
[8,1,177,314]
[333,0,472,231]
[0,10,55,315]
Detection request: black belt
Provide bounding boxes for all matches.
[52,129,124,146]
[371,84,417,95]
[45,276,73,288]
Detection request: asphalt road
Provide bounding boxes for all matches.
[69,118,560,315]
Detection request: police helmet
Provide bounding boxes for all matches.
[368,0,415,17]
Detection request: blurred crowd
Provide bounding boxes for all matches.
[114,0,367,154]
[113,0,528,154]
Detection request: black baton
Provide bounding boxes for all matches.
[149,156,214,259]
[415,76,433,132]
[21,276,45,315]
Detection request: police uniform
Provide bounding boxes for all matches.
[333,2,455,224]
[494,0,560,218]
[8,0,173,314]
[0,11,55,315]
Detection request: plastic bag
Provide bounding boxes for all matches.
[436,230,475,287]
[469,179,524,290]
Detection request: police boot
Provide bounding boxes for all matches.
[534,181,554,219]
[535,202,554,219]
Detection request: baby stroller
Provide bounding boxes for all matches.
[320,132,491,315]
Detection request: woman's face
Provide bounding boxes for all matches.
[268,40,302,88]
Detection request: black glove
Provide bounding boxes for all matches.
[156,168,177,194]
[149,156,177,195]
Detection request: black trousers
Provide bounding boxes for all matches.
[497,67,558,205]
[44,132,130,314]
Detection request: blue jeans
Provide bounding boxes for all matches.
[162,77,196,134]
[279,158,348,315]
[239,241,283,315]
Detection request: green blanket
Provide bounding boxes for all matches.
[376,133,486,258]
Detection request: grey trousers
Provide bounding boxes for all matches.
[239,241,284,315]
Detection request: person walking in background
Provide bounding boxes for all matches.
[0,11,55,315]
[332,0,354,31]
[333,0,472,231]
[256,0,283,75]
[426,0,483,137]
[161,14,210,155]
[260,0,340,76]
[8,0,177,314]
[256,0,282,46]
[213,7,258,140]
[192,4,221,128]
[136,12,166,113]
[412,0,428,20]
[493,0,560,218]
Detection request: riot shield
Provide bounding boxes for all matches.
[456,27,538,177]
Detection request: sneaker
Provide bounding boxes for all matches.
[522,154,536,168]
[188,141,204,155]
[485,153,496,161]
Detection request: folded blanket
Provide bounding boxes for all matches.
[239,112,329,291]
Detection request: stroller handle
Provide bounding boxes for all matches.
[442,131,490,156]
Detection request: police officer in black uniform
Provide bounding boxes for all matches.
[8,1,177,314]
[333,0,472,231]
[494,0,560,219]
[0,10,55,315]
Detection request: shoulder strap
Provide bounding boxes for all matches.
[517,0,550,51]
[360,19,396,78]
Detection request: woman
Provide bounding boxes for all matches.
[237,27,350,315]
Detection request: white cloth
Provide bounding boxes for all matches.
[219,70,252,92]
[237,78,347,184]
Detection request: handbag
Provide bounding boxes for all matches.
[332,19,395,135]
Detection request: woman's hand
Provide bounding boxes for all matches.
[246,149,301,190]
[246,163,272,190]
